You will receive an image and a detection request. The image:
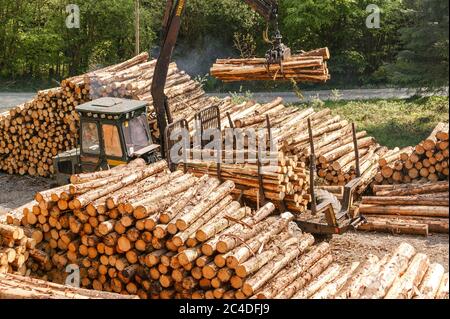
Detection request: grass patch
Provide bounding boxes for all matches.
[292,96,449,149]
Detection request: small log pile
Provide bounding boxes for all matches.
[373,122,449,186]
[182,152,310,214]
[358,181,449,236]
[0,222,48,276]
[254,242,449,299]
[0,272,138,299]
[0,53,212,176]
[210,48,330,82]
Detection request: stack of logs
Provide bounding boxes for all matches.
[210,48,330,82]
[220,97,382,193]
[0,223,48,276]
[373,122,449,186]
[0,53,214,176]
[0,88,83,176]
[182,150,311,214]
[358,181,449,236]
[1,160,318,299]
[287,242,448,299]
[1,160,448,299]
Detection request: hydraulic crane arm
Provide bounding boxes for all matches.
[151,0,285,157]
[243,0,279,21]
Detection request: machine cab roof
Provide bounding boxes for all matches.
[76,97,148,118]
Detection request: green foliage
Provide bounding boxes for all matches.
[233,32,257,58]
[279,0,408,86]
[0,0,448,90]
[0,0,157,84]
[295,96,449,148]
[383,0,449,88]
[229,86,254,104]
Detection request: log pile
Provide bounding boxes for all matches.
[254,242,449,299]
[182,152,311,215]
[0,272,138,299]
[210,48,330,83]
[222,98,382,193]
[358,181,449,236]
[1,159,317,299]
[2,169,448,299]
[0,53,212,176]
[0,90,82,176]
[373,122,449,186]
[0,222,48,276]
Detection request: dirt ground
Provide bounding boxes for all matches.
[0,173,448,271]
[329,231,449,271]
[0,173,56,214]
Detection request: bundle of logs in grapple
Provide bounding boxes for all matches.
[0,222,48,277]
[0,52,213,177]
[358,181,449,236]
[210,48,330,82]
[220,97,382,193]
[373,122,449,186]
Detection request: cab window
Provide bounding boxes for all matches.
[122,114,151,155]
[102,124,123,157]
[81,122,100,154]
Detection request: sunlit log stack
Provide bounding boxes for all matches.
[373,122,449,186]
[0,272,138,299]
[0,221,48,277]
[2,167,448,299]
[0,90,83,176]
[357,181,449,236]
[0,160,314,299]
[210,48,330,82]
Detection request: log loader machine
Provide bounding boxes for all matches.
[53,0,365,235]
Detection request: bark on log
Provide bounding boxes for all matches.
[360,243,416,299]
[291,263,341,299]
[241,233,315,296]
[385,253,430,299]
[0,273,138,299]
[414,263,445,299]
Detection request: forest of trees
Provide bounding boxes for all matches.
[0,0,448,91]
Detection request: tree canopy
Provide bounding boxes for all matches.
[0,0,448,90]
